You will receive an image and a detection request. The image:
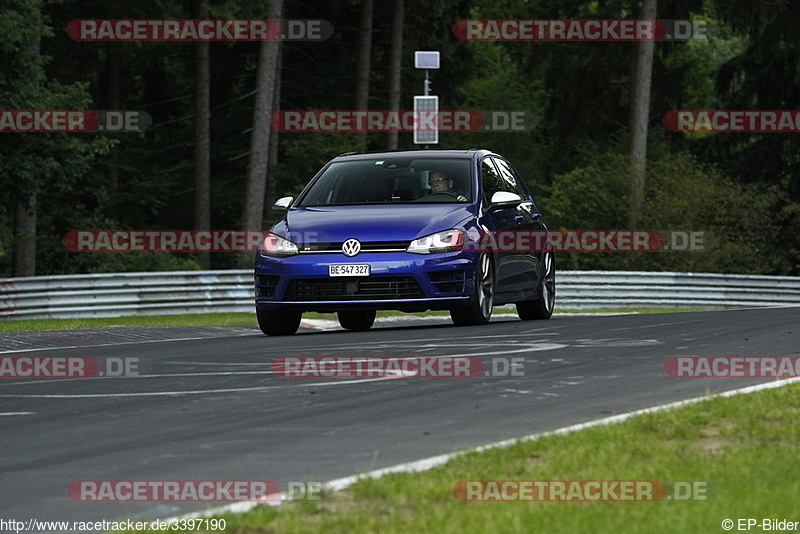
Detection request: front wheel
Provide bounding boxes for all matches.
[516,251,555,320]
[451,253,494,326]
[338,310,376,331]
[257,307,302,336]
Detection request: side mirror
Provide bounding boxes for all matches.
[272,196,294,213]
[488,191,523,212]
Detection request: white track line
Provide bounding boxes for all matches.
[169,376,800,520]
[0,333,256,355]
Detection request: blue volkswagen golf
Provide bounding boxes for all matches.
[254,149,555,335]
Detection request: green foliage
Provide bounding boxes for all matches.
[694,0,800,197]
[547,147,792,274]
[0,0,113,276]
[0,0,110,203]
[661,14,748,111]
[39,214,201,275]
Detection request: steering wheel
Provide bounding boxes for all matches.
[427,191,467,201]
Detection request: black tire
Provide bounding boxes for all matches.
[257,306,301,336]
[516,251,555,320]
[338,310,376,331]
[451,252,494,326]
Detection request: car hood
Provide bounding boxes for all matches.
[273,204,474,243]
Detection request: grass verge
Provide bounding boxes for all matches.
[112,382,800,533]
[0,307,708,332]
[0,313,259,332]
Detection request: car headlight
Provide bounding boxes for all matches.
[259,232,299,257]
[407,229,465,254]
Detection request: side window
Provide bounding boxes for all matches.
[480,157,505,205]
[492,157,528,199]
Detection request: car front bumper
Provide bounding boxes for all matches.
[254,250,477,313]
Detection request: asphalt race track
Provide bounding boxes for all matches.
[1,307,798,531]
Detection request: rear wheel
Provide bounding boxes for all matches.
[338,310,376,331]
[451,253,494,326]
[516,251,555,320]
[257,307,302,336]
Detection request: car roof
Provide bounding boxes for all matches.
[331,149,493,161]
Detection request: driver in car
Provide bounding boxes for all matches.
[428,171,467,201]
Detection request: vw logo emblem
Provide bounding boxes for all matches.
[342,238,361,257]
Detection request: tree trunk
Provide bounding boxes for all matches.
[628,0,657,230]
[387,0,404,150]
[13,193,36,277]
[194,0,211,269]
[266,37,283,221]
[354,0,373,150]
[240,0,284,268]
[13,9,42,277]
[106,44,120,204]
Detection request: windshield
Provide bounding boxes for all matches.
[297,157,473,206]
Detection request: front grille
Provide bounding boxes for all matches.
[284,277,424,300]
[298,240,409,253]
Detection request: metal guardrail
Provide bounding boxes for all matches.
[1,270,799,320]
[0,270,253,319]
[555,271,800,309]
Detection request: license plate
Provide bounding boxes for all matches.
[329,264,370,277]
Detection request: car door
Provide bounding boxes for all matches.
[478,156,521,293]
[492,156,548,293]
